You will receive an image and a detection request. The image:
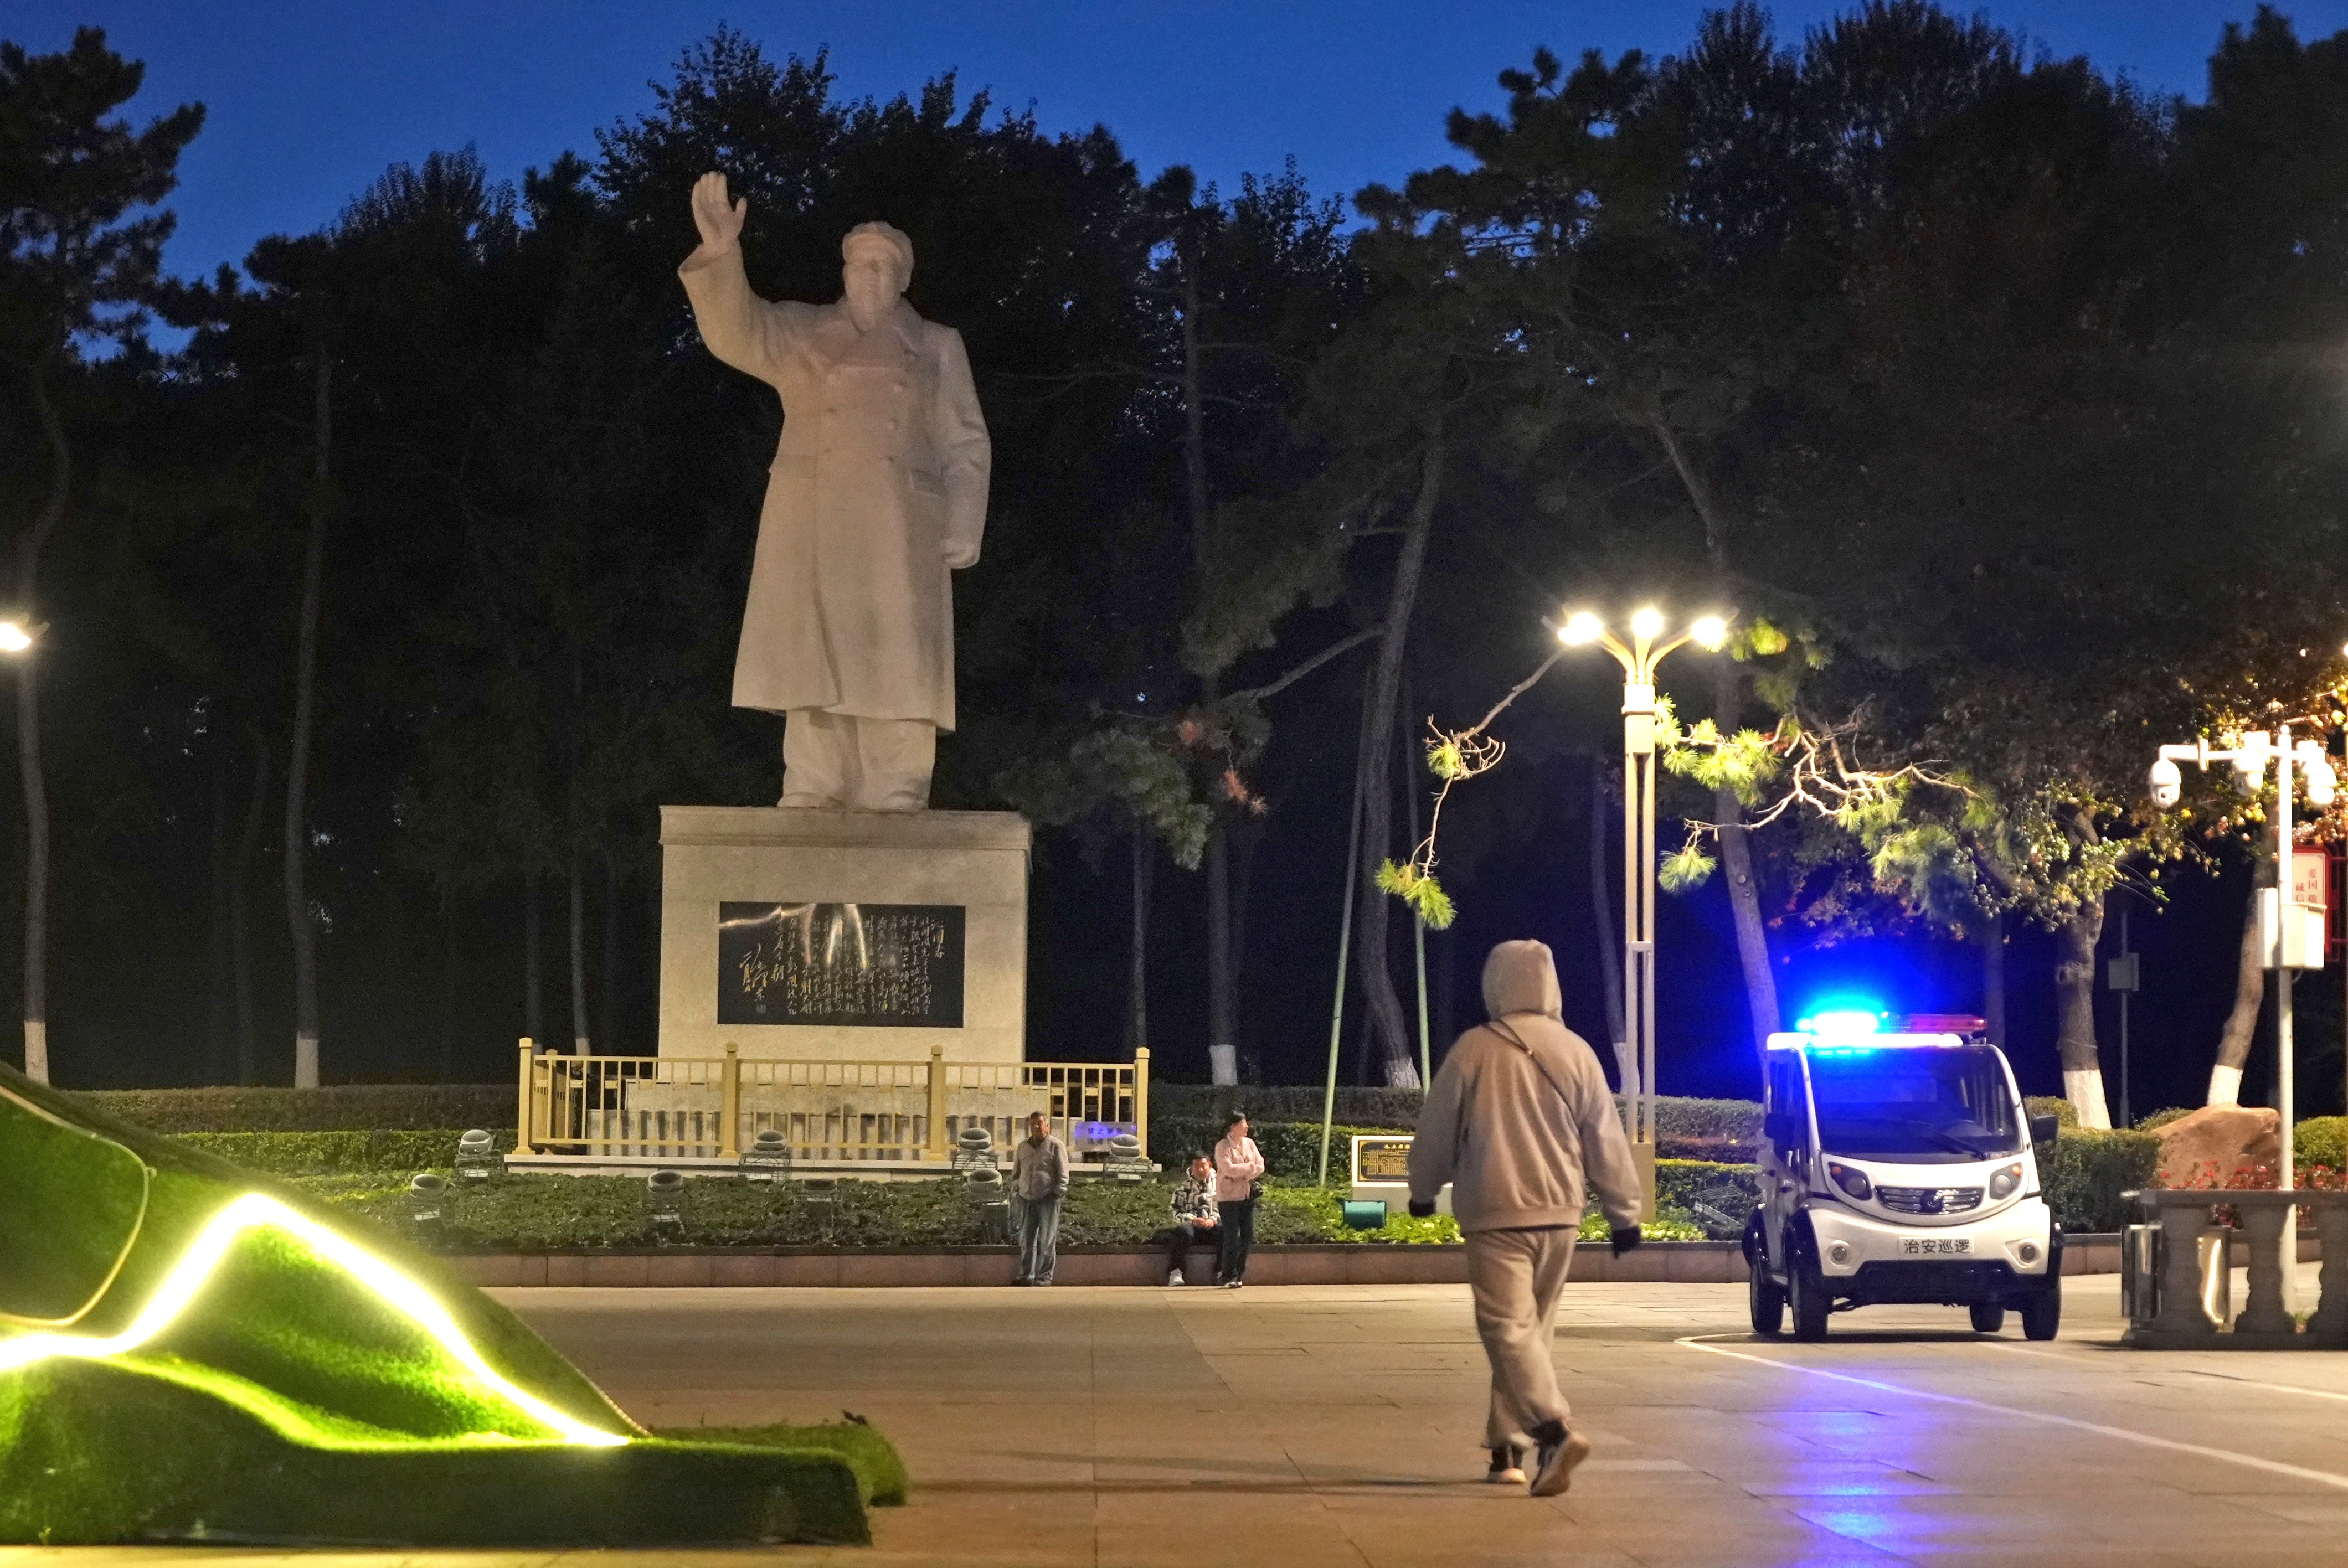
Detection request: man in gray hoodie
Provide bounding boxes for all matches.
[1408,940,1643,1497]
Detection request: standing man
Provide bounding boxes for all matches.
[1012,1110,1070,1286]
[678,171,991,812]
[1408,940,1642,1497]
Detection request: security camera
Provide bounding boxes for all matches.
[2148,756,2182,811]
[2309,757,2338,811]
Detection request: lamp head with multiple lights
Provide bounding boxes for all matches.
[1553,605,1732,678]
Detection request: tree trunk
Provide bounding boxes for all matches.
[1206,823,1235,1084]
[1712,664,1780,1056]
[207,740,233,1083]
[1126,823,1151,1059]
[523,864,543,1046]
[1173,259,1242,1086]
[1588,754,1630,1090]
[1978,912,2007,1048]
[568,850,590,1055]
[1399,678,1432,1085]
[283,347,330,1089]
[231,728,269,1085]
[16,360,68,1083]
[603,858,621,1055]
[2211,876,2267,1105]
[2054,893,2112,1128]
[437,894,457,1082]
[1351,430,1443,1091]
[1656,419,1779,1062]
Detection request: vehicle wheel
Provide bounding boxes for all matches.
[1788,1237,1831,1342]
[2021,1283,2061,1342]
[1968,1301,2006,1334]
[1749,1255,1786,1337]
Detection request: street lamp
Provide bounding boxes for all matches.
[2148,726,2336,1198]
[1556,605,1730,1219]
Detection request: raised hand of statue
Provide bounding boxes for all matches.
[689,171,746,259]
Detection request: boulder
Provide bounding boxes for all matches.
[2154,1104,2281,1188]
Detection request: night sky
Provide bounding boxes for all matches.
[13,2,2348,281]
[10,3,2346,1106]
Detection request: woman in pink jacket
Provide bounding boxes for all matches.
[1212,1110,1266,1288]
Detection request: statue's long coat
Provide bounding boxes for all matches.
[679,247,990,729]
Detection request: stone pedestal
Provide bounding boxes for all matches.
[658,807,1029,1062]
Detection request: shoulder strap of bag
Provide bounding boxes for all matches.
[1481,1017,1582,1119]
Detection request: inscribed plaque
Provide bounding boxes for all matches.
[717,902,965,1027]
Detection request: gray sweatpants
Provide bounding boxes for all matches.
[1465,1225,1577,1448]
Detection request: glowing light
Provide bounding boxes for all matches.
[0,1191,629,1447]
[1558,611,1604,646]
[1798,1008,1882,1040]
[1630,606,1665,640]
[1690,615,1729,652]
[0,623,31,654]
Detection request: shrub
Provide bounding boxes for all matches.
[177,1128,513,1175]
[2296,1116,2348,1172]
[1150,1084,1425,1131]
[1656,1159,1762,1237]
[2134,1106,2195,1133]
[78,1084,514,1134]
[1150,1118,1410,1184]
[2025,1096,2078,1128]
[2036,1128,2161,1232]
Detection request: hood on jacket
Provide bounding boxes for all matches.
[1481,939,1563,1022]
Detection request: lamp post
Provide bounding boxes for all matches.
[2148,726,2336,1204]
[0,615,42,1083]
[1557,606,1728,1220]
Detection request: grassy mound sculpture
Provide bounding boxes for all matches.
[0,1065,902,1545]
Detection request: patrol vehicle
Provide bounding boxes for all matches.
[1744,1010,2063,1341]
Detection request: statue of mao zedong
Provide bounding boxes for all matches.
[678,171,991,811]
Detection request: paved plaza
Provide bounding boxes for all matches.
[13,1266,2348,1567]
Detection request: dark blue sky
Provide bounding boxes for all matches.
[16,1,2348,280]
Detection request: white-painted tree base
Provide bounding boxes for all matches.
[1208,1043,1236,1087]
[22,1019,45,1084]
[2063,1067,2112,1129]
[2207,1062,2244,1106]
[295,1031,320,1089]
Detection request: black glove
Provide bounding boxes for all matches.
[1408,1198,1436,1219]
[1610,1225,1643,1257]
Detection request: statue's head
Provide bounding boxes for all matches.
[841,221,913,329]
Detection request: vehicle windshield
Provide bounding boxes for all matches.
[1806,1045,2021,1162]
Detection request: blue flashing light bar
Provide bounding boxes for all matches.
[1796,1006,1883,1040]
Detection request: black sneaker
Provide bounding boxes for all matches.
[1486,1445,1526,1485]
[1528,1428,1591,1497]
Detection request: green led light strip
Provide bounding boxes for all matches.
[0,1190,628,1448]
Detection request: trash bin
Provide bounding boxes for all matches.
[1340,1200,1388,1230]
[965,1166,1011,1243]
[2123,1222,2231,1329]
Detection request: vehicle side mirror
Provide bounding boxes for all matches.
[1763,1110,1798,1151]
[2027,1113,2059,1145]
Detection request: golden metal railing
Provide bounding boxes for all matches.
[517,1041,1147,1165]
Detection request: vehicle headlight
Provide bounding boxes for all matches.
[1827,1160,1872,1201]
[1989,1163,2023,1201]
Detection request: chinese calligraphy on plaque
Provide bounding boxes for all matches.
[717,902,965,1027]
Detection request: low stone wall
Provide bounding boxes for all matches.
[446,1231,2215,1289]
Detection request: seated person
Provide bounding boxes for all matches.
[1161,1153,1219,1286]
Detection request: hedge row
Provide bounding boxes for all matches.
[176,1127,513,1175]
[78,1083,514,1134]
